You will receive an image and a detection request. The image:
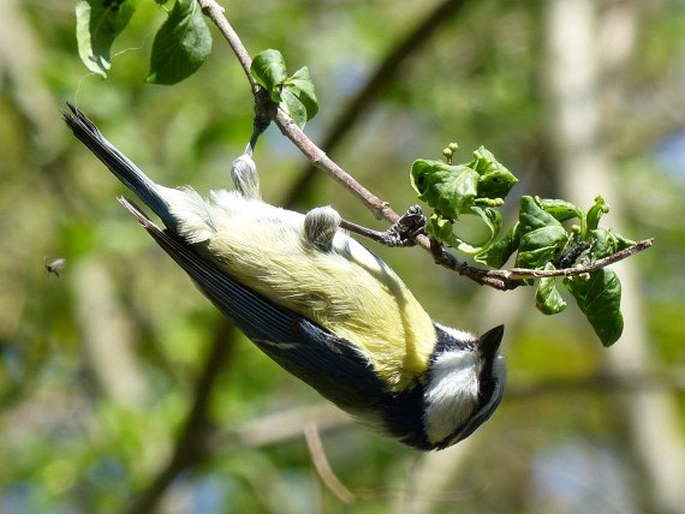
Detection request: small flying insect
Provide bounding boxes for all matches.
[45,257,66,278]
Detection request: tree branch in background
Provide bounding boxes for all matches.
[282,0,471,208]
[208,367,685,451]
[127,323,237,514]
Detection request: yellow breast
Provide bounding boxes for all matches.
[198,197,436,391]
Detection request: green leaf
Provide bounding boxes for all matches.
[410,146,517,221]
[518,196,564,234]
[587,228,636,260]
[425,214,456,243]
[515,196,568,269]
[451,206,503,254]
[585,196,610,233]
[535,263,567,315]
[475,224,519,267]
[250,52,319,127]
[279,86,308,128]
[146,0,212,85]
[466,146,518,199]
[563,269,624,346]
[285,66,319,121]
[411,147,520,254]
[250,49,288,102]
[75,0,138,77]
[611,231,636,252]
[516,238,564,270]
[428,207,504,255]
[410,160,479,218]
[588,228,616,260]
[535,197,583,223]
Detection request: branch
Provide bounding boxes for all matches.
[426,237,654,290]
[196,0,652,291]
[504,238,654,280]
[273,109,396,222]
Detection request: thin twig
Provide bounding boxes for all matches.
[504,238,655,280]
[303,423,357,505]
[273,109,396,222]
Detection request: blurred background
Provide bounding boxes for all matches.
[1,0,684,512]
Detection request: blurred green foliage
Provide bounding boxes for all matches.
[0,1,684,513]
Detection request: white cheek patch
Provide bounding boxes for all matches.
[423,350,480,445]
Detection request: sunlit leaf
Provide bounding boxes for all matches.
[75,0,138,77]
[475,224,519,267]
[536,263,567,315]
[467,146,518,199]
[146,0,212,85]
[515,196,568,269]
[250,49,288,102]
[564,269,624,346]
[585,196,610,233]
[279,86,307,128]
[410,160,479,218]
[251,51,319,126]
[535,196,583,223]
[285,66,319,121]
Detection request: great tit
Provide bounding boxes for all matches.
[63,104,506,450]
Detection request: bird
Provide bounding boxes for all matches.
[63,103,506,450]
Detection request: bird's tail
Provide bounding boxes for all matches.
[62,103,174,227]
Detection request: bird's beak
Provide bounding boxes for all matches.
[479,324,504,357]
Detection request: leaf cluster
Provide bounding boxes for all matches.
[250,49,319,129]
[74,2,319,125]
[76,0,212,85]
[411,145,518,255]
[411,146,635,346]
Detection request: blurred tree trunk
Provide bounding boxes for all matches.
[0,0,60,154]
[544,1,685,513]
[72,259,149,406]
